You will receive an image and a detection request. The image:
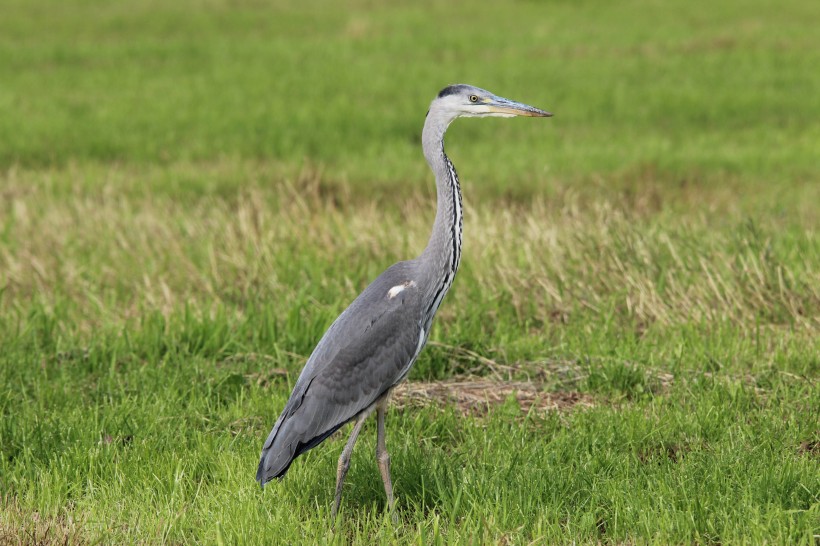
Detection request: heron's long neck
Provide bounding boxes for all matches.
[419,110,463,312]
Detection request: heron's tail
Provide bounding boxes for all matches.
[256,415,348,486]
[256,416,296,485]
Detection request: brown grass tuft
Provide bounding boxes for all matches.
[392,378,594,417]
[0,499,86,546]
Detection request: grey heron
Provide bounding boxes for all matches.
[256,84,551,520]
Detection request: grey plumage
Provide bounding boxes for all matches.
[257,262,423,479]
[256,84,551,519]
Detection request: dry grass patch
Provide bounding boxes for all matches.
[0,500,86,546]
[798,436,820,458]
[392,378,594,417]
[1,162,818,337]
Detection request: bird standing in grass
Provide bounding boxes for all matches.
[256,84,551,521]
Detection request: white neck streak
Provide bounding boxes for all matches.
[418,106,463,317]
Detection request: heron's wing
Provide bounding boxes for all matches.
[257,270,424,483]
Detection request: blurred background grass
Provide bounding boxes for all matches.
[2,0,819,184]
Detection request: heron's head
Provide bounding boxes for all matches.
[431,84,552,119]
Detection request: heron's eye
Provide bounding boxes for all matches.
[469,95,479,103]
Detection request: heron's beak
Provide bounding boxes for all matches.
[483,95,553,118]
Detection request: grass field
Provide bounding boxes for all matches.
[1,0,819,543]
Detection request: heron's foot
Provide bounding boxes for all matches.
[331,455,350,520]
[377,451,398,524]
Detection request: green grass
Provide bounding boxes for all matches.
[1,0,819,543]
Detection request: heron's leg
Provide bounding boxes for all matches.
[332,411,368,519]
[375,396,397,523]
